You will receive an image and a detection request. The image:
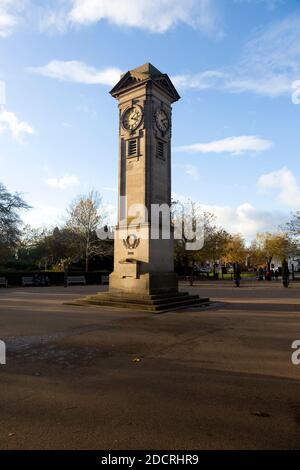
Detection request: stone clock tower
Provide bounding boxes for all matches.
[109,63,180,295]
[77,64,208,311]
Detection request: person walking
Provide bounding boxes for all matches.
[282,259,290,288]
[233,262,241,287]
[258,267,264,281]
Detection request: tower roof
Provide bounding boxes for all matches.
[129,62,162,78]
[110,63,180,102]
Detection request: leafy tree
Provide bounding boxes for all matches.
[0,182,30,265]
[222,234,247,265]
[201,227,231,273]
[17,226,79,271]
[16,225,51,269]
[250,232,297,270]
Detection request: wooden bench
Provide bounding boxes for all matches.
[67,276,86,286]
[0,277,8,287]
[22,276,35,286]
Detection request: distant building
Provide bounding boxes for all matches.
[272,255,300,272]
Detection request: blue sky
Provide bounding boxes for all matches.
[1,0,300,239]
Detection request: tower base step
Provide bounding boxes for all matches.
[69,291,210,313]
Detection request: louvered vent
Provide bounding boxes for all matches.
[128,139,137,156]
[157,141,164,160]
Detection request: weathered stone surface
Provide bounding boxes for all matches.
[109,63,180,296]
[86,63,209,309]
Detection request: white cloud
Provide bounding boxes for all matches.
[183,164,199,180]
[172,191,288,240]
[103,186,117,192]
[39,6,70,34]
[172,70,227,90]
[172,71,293,97]
[0,106,36,141]
[241,16,300,76]
[27,60,122,86]
[22,203,63,228]
[224,75,292,97]
[45,174,80,189]
[257,167,300,208]
[42,0,219,35]
[102,202,117,225]
[173,71,295,99]
[175,136,273,155]
[206,202,288,240]
[173,15,300,97]
[0,0,25,38]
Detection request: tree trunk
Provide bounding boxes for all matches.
[85,252,89,272]
[85,233,89,272]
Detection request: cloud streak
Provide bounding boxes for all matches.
[45,174,80,189]
[175,136,273,155]
[27,60,122,86]
[173,15,300,97]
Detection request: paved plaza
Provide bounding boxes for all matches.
[0,281,299,449]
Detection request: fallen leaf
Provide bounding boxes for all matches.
[251,411,271,418]
[132,357,141,363]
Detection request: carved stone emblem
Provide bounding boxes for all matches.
[123,234,140,249]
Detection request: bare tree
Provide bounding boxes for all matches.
[172,199,217,276]
[286,211,300,237]
[66,190,104,272]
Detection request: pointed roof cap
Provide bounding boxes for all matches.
[130,62,162,78]
[110,63,180,102]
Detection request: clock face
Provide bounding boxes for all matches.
[155,109,169,132]
[122,106,143,131]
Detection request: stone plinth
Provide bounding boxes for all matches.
[72,291,210,313]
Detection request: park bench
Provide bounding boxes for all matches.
[22,276,35,286]
[67,276,86,286]
[0,277,8,287]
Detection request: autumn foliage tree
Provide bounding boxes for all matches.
[250,232,297,270]
[222,234,247,265]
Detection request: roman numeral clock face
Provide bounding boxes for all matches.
[155,109,169,132]
[122,105,143,131]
